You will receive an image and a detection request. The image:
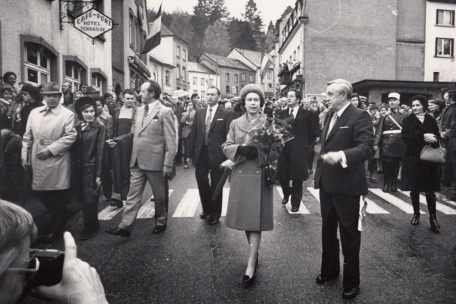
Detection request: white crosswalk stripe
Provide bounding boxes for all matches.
[98,205,124,221]
[172,189,200,217]
[369,188,425,214]
[398,190,456,215]
[306,187,390,214]
[99,187,456,220]
[137,190,174,219]
[276,186,311,214]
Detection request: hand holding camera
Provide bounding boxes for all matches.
[32,232,108,304]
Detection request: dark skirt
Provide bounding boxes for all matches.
[400,155,440,193]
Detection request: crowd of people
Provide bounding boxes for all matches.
[0,70,455,302]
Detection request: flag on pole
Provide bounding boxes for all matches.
[141,3,161,54]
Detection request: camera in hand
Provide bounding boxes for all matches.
[27,249,64,288]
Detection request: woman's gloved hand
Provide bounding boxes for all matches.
[237,145,258,159]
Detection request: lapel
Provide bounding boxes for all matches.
[320,110,334,148]
[138,102,161,133]
[325,104,355,142]
[209,106,222,133]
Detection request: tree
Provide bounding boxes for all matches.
[264,21,277,52]
[202,20,231,56]
[208,0,229,24]
[228,18,256,51]
[242,0,265,51]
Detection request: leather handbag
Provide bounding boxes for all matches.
[420,144,446,164]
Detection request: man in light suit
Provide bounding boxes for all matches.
[187,87,232,225]
[106,80,177,236]
[314,79,374,299]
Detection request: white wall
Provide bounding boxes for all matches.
[425,1,456,82]
[188,71,219,97]
[279,25,304,71]
[0,0,112,90]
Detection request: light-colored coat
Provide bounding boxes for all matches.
[222,114,276,231]
[130,101,177,171]
[22,104,77,190]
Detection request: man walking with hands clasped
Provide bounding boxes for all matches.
[106,80,176,237]
[187,87,232,225]
[314,79,374,299]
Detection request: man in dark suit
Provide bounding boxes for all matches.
[277,90,319,212]
[187,87,233,225]
[314,79,374,299]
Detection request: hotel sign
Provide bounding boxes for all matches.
[74,9,113,39]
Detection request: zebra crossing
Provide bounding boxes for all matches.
[98,186,456,221]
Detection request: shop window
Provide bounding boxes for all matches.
[436,9,455,26]
[165,70,170,85]
[92,72,106,94]
[65,61,87,91]
[24,43,53,86]
[435,38,454,57]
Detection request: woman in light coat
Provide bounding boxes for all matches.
[222,84,280,288]
[21,82,77,243]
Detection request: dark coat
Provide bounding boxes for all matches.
[71,121,106,200]
[0,129,23,202]
[277,107,320,181]
[314,104,374,195]
[400,113,441,193]
[187,106,233,168]
[19,102,43,136]
[374,110,406,158]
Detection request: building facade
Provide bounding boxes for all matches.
[111,0,149,94]
[425,0,456,82]
[148,54,175,95]
[148,24,189,94]
[188,62,219,98]
[0,0,112,94]
[199,53,255,98]
[227,48,275,98]
[276,0,433,98]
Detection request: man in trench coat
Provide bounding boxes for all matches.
[21,82,77,243]
[277,89,319,212]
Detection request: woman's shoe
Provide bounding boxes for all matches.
[242,274,254,288]
[410,213,420,225]
[430,215,440,233]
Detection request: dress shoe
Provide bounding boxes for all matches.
[410,213,420,225]
[105,227,131,237]
[208,218,220,225]
[342,287,360,299]
[152,225,167,234]
[183,164,189,169]
[291,207,299,212]
[382,183,390,192]
[430,215,440,233]
[316,274,339,285]
[109,199,123,208]
[242,274,254,288]
[281,198,289,205]
[199,212,208,219]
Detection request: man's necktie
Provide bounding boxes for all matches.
[142,104,149,126]
[289,108,293,119]
[327,113,338,138]
[204,107,212,145]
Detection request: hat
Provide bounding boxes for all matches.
[75,96,96,119]
[388,92,400,100]
[85,85,100,94]
[41,82,61,95]
[240,84,265,105]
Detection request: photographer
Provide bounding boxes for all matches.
[0,200,108,304]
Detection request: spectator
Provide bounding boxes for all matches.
[0,128,23,203]
[1,72,18,97]
[72,97,106,240]
[180,101,197,169]
[0,88,12,129]
[440,90,456,188]
[60,81,73,107]
[0,200,108,303]
[400,95,441,232]
[428,99,444,129]
[18,84,43,136]
[80,83,88,95]
[21,82,77,243]
[73,90,84,103]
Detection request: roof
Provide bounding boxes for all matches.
[154,23,190,45]
[187,62,216,74]
[352,79,456,90]
[202,53,254,71]
[233,48,263,67]
[427,0,456,3]
[149,54,175,68]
